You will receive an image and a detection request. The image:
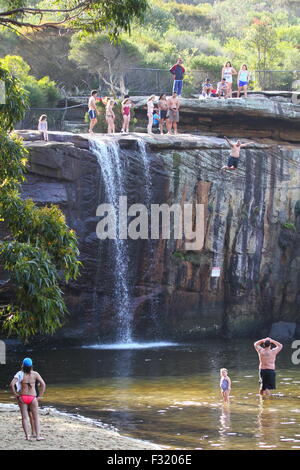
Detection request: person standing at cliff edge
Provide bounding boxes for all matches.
[88,90,99,134]
[254,337,283,396]
[169,58,185,97]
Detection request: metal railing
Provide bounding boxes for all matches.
[64,68,300,97]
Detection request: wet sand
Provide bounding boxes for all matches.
[0,405,161,450]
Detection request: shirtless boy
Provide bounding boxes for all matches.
[88,90,99,134]
[158,93,168,135]
[221,136,255,170]
[166,92,180,135]
[254,337,283,396]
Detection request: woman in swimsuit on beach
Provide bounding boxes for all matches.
[221,61,237,98]
[105,98,115,134]
[121,98,133,133]
[10,358,46,441]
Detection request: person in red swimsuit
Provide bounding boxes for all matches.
[121,98,134,133]
[10,358,46,441]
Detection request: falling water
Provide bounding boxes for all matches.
[137,138,152,207]
[136,139,160,335]
[90,138,132,343]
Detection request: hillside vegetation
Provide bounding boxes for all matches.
[0,0,299,96]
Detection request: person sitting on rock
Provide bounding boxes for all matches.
[217,79,229,99]
[221,136,255,170]
[201,78,213,98]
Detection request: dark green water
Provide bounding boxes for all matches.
[1,339,300,450]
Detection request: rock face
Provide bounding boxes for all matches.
[269,322,296,342]
[15,129,300,345]
[133,94,300,142]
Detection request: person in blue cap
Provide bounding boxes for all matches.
[10,358,46,441]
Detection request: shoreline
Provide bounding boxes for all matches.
[0,403,163,450]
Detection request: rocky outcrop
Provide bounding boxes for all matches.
[12,130,300,344]
[133,95,300,142]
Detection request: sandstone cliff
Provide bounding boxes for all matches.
[12,127,300,344]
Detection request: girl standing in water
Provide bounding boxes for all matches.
[220,368,231,404]
[10,358,46,441]
[221,61,237,98]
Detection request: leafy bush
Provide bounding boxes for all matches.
[190,54,226,81]
[0,55,60,107]
[282,222,296,231]
[0,66,81,340]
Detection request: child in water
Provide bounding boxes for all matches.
[220,368,231,403]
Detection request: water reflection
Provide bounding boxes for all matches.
[256,398,280,449]
[0,339,299,449]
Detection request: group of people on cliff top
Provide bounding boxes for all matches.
[85,58,252,137]
[9,337,282,440]
[38,57,254,171]
[87,90,181,136]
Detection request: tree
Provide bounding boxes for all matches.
[0,0,148,39]
[0,55,60,106]
[69,32,143,95]
[247,16,281,70]
[0,65,81,340]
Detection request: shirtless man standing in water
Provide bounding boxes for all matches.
[254,337,283,396]
[221,136,255,170]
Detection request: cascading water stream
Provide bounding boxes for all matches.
[89,136,163,347]
[137,139,152,207]
[90,138,132,343]
[136,139,160,334]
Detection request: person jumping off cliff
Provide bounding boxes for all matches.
[221,136,255,170]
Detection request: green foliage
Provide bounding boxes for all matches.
[0,55,60,107]
[1,0,300,95]
[0,243,66,338]
[0,66,27,131]
[0,66,81,340]
[246,16,281,70]
[69,32,142,95]
[190,54,226,79]
[141,3,175,33]
[84,99,137,133]
[282,222,296,231]
[0,0,149,39]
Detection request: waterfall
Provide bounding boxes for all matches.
[90,138,132,343]
[136,139,160,335]
[137,139,152,207]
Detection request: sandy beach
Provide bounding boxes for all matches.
[0,404,161,450]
